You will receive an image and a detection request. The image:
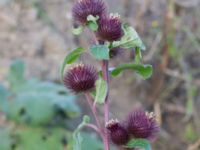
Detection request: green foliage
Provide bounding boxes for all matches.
[0,127,70,150]
[87,15,99,31]
[94,78,108,104]
[61,47,85,79]
[0,128,13,150]
[68,132,104,150]
[113,24,146,50]
[72,26,84,35]
[80,132,103,150]
[124,139,151,150]
[0,60,81,149]
[111,63,153,79]
[72,115,91,150]
[184,123,199,142]
[16,128,69,150]
[0,84,9,111]
[135,47,142,64]
[6,93,55,125]
[90,45,110,60]
[5,91,80,126]
[7,59,25,92]
[3,70,80,125]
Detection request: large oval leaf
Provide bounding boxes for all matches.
[111,63,153,79]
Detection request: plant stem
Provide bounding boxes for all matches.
[85,123,102,135]
[102,60,110,150]
[85,93,102,129]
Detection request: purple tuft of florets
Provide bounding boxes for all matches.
[72,0,107,25]
[63,64,98,93]
[96,14,124,42]
[126,109,159,141]
[106,119,129,145]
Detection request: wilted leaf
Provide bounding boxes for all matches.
[111,63,153,79]
[113,24,146,50]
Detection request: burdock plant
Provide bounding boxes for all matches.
[61,0,159,149]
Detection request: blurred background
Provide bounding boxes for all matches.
[0,0,200,149]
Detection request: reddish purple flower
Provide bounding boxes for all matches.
[106,119,129,145]
[126,109,159,141]
[109,47,124,58]
[96,14,124,42]
[72,0,107,25]
[63,64,98,93]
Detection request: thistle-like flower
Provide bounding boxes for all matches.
[63,64,98,93]
[126,109,159,141]
[96,14,124,42]
[72,0,107,25]
[106,119,129,145]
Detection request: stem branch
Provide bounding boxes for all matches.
[85,123,102,135]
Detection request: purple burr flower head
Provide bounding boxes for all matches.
[96,14,124,42]
[63,63,98,93]
[72,0,107,25]
[106,119,129,145]
[126,109,159,141]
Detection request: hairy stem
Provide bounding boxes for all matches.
[102,60,110,150]
[85,93,102,129]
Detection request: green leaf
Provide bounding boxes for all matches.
[14,127,69,150]
[113,24,146,50]
[83,115,90,123]
[72,26,84,35]
[0,84,9,111]
[61,47,85,79]
[135,47,142,64]
[81,132,103,150]
[0,128,13,150]
[7,60,26,92]
[72,116,90,150]
[73,132,83,150]
[90,45,109,60]
[87,15,99,31]
[6,93,55,125]
[124,139,151,150]
[94,78,108,104]
[16,79,66,94]
[6,92,80,125]
[111,63,153,79]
